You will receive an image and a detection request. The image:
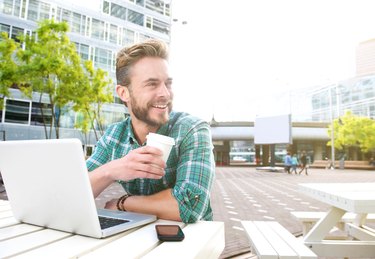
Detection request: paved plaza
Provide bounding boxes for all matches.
[93,166,375,258]
[1,166,375,258]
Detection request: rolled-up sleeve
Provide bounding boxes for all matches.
[172,122,215,223]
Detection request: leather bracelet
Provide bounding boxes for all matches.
[116,194,131,211]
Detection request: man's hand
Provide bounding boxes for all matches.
[109,146,166,182]
[105,198,118,210]
[90,146,165,198]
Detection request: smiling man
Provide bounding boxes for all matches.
[86,40,215,223]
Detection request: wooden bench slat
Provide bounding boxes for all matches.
[267,221,317,259]
[242,221,317,259]
[241,221,278,258]
[0,229,72,258]
[0,224,43,242]
[254,221,298,258]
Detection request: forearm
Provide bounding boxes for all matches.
[124,189,181,221]
[89,164,115,198]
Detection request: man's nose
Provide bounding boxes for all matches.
[157,83,171,97]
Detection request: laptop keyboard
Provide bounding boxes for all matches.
[98,216,129,229]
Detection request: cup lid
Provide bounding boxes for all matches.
[146,133,175,145]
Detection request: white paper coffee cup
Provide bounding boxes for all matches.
[146,133,175,162]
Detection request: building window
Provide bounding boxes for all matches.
[122,28,135,46]
[110,3,126,20]
[4,99,30,124]
[39,2,50,20]
[153,18,169,35]
[2,0,13,15]
[91,18,105,40]
[75,42,90,61]
[61,8,72,24]
[127,9,143,26]
[13,0,23,17]
[59,106,75,128]
[136,0,144,6]
[71,12,85,35]
[0,0,24,17]
[138,33,151,42]
[103,0,110,14]
[30,102,52,126]
[10,26,24,42]
[94,47,113,70]
[146,16,152,29]
[0,23,11,34]
[109,24,117,44]
[27,0,38,21]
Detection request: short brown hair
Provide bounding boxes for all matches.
[116,39,169,86]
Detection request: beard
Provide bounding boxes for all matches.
[130,96,173,128]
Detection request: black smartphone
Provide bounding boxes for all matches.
[155,224,185,241]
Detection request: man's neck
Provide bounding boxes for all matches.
[131,120,159,145]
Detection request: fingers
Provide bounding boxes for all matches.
[112,146,167,181]
[130,146,166,168]
[136,145,164,155]
[105,199,117,210]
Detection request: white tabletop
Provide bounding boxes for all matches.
[299,182,375,213]
[0,200,225,258]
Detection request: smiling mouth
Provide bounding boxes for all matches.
[152,104,168,109]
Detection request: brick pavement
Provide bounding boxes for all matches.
[212,167,375,258]
[1,167,374,258]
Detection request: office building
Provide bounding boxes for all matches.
[356,38,375,76]
[0,0,172,148]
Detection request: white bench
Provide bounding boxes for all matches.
[241,220,317,259]
[291,211,375,235]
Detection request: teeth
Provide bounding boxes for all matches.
[153,104,167,108]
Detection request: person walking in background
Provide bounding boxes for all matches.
[284,152,292,174]
[299,151,308,175]
[291,154,299,174]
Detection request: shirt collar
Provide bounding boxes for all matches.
[125,111,176,145]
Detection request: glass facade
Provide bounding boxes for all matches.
[3,99,30,124]
[311,75,375,121]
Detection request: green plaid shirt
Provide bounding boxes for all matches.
[86,111,215,223]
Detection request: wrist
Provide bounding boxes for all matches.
[117,194,132,211]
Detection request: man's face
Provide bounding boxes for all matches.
[127,57,173,128]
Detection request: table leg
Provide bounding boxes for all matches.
[304,207,346,242]
[353,213,367,226]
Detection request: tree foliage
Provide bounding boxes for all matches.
[73,60,113,140]
[0,19,113,141]
[328,110,375,153]
[0,32,21,108]
[17,19,86,138]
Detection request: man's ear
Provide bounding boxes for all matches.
[116,85,130,103]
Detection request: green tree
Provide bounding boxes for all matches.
[73,60,113,141]
[0,32,21,108]
[17,19,86,139]
[328,110,375,154]
[0,19,114,141]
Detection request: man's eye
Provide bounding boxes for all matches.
[147,82,158,87]
[165,81,172,88]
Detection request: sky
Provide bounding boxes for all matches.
[169,0,375,121]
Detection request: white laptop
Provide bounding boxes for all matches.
[0,138,156,238]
